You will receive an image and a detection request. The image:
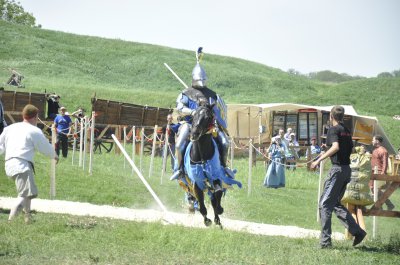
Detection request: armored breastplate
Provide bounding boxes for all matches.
[183,87,217,105]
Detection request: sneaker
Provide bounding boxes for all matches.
[353,230,367,246]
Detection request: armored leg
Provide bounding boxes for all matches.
[216,128,230,168]
[170,123,190,180]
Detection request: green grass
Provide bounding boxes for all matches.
[1,20,400,263]
[1,151,399,264]
[1,213,399,265]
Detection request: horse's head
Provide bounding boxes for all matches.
[191,102,215,141]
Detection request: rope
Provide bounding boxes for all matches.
[230,139,249,150]
[155,134,165,143]
[142,132,154,141]
[37,116,93,136]
[249,142,316,167]
[37,117,75,136]
[169,143,176,160]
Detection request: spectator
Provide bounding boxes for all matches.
[263,137,285,188]
[370,135,395,210]
[277,128,289,148]
[54,106,72,158]
[306,137,321,159]
[161,114,179,170]
[321,120,331,147]
[47,94,60,120]
[286,132,299,170]
[276,128,289,162]
[0,104,58,223]
[0,87,7,135]
[284,127,293,142]
[311,105,366,248]
[71,107,85,122]
[341,144,374,235]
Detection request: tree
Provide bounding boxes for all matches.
[287,68,302,76]
[377,72,393,78]
[0,0,36,27]
[392,69,400,78]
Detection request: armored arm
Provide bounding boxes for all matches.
[176,93,194,116]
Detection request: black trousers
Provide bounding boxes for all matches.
[319,165,362,246]
[56,133,69,158]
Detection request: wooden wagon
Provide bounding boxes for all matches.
[90,97,172,154]
[2,90,47,124]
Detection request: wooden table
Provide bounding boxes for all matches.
[364,173,400,218]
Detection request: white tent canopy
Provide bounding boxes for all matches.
[227,103,395,154]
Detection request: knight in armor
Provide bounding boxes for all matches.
[170,48,231,180]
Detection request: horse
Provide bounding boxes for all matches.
[178,103,242,227]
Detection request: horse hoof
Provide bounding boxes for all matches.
[214,217,221,226]
[204,218,212,226]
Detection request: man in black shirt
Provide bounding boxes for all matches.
[311,106,366,248]
[47,94,60,120]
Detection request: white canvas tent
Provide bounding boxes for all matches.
[227,103,395,154]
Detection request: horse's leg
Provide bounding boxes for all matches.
[211,189,224,227]
[194,184,212,226]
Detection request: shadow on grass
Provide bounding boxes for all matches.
[0,208,10,214]
[358,245,399,255]
[325,240,400,256]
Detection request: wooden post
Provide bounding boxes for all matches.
[248,138,253,196]
[79,118,84,167]
[83,117,88,171]
[123,126,127,169]
[161,124,170,184]
[140,127,145,173]
[88,111,95,175]
[131,126,136,176]
[50,124,57,199]
[373,166,378,239]
[317,159,326,222]
[148,125,158,178]
[72,119,78,165]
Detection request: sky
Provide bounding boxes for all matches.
[18,0,400,78]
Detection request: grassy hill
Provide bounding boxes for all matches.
[1,20,400,264]
[1,20,399,148]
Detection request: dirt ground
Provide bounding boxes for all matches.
[0,196,344,240]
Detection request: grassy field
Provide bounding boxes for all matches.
[0,20,400,264]
[1,151,399,264]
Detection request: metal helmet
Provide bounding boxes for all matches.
[191,47,207,88]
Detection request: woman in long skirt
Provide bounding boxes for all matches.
[264,137,285,188]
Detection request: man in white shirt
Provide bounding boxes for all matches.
[0,104,58,223]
